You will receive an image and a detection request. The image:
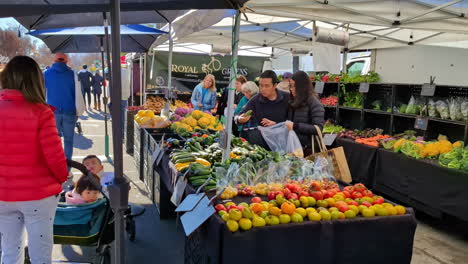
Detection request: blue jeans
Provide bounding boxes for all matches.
[54,110,77,160]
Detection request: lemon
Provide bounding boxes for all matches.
[226,220,239,232]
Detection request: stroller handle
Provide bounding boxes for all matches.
[67,159,90,176]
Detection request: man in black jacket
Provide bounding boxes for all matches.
[77,65,93,110]
[236,70,290,148]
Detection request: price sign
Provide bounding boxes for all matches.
[323,134,338,146]
[414,117,429,130]
[315,82,325,94]
[359,83,370,93]
[421,83,436,97]
[171,177,188,206]
[180,196,215,236]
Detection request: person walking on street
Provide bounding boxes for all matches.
[0,56,69,264]
[77,65,93,110]
[44,53,85,160]
[92,71,104,111]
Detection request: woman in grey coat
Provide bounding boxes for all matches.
[285,71,325,156]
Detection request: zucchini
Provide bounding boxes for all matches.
[174,157,196,163]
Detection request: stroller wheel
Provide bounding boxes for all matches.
[125,215,136,242]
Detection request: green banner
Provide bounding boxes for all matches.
[146,51,267,92]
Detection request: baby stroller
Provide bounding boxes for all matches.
[52,160,114,264]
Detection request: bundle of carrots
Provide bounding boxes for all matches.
[355,134,391,147]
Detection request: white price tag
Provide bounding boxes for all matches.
[323,134,338,146]
[171,177,187,206]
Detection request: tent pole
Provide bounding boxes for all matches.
[222,10,241,161]
[103,13,111,159]
[108,1,129,264]
[139,54,143,106]
[167,22,173,97]
[99,36,109,159]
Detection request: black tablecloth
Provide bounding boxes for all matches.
[335,138,379,187]
[375,148,468,220]
[185,208,417,264]
[153,152,177,218]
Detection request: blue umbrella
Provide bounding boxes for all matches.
[29,24,167,53]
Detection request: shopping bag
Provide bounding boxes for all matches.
[286,130,304,158]
[258,122,288,154]
[306,125,352,183]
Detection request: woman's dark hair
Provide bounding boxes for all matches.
[290,71,316,109]
[0,56,46,104]
[75,174,101,195]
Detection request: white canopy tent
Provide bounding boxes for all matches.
[151,0,468,54]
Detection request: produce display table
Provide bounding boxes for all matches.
[335,138,379,187]
[375,148,468,220]
[336,139,468,220]
[184,199,417,264]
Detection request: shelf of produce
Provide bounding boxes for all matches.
[338,106,362,112]
[393,113,417,119]
[428,117,467,126]
[364,109,392,115]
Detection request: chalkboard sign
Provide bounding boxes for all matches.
[315,82,325,94]
[359,83,370,93]
[414,117,429,130]
[421,83,436,97]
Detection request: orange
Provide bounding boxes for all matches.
[280,201,297,215]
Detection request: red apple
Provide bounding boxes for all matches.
[251,197,262,203]
[215,204,227,212]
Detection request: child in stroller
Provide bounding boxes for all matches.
[66,174,101,204]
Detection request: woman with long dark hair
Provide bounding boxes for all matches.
[285,71,325,156]
[0,56,68,264]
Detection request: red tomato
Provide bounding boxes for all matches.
[342,191,351,198]
[363,190,374,197]
[343,186,355,194]
[311,181,322,191]
[310,191,324,201]
[347,200,359,206]
[251,197,262,203]
[373,197,384,205]
[283,188,292,197]
[361,201,372,207]
[287,193,298,200]
[299,191,310,197]
[227,205,238,211]
[353,183,367,193]
[215,204,227,212]
[337,203,350,213]
[352,191,363,199]
[237,205,245,211]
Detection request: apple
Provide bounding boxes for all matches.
[215,204,227,212]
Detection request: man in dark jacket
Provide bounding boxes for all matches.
[236,70,290,148]
[77,65,93,110]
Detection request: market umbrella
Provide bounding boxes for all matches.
[29,24,167,158]
[28,24,167,53]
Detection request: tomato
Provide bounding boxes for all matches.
[342,191,351,198]
[373,197,384,205]
[362,190,374,197]
[347,200,359,206]
[311,181,322,191]
[310,191,324,201]
[215,204,227,212]
[227,205,238,211]
[283,188,292,197]
[325,190,336,199]
[343,186,355,194]
[337,203,350,213]
[361,201,372,207]
[299,191,310,197]
[352,191,363,199]
[353,183,367,193]
[287,193,298,200]
[251,197,262,203]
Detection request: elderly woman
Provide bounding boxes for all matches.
[234,81,259,134]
